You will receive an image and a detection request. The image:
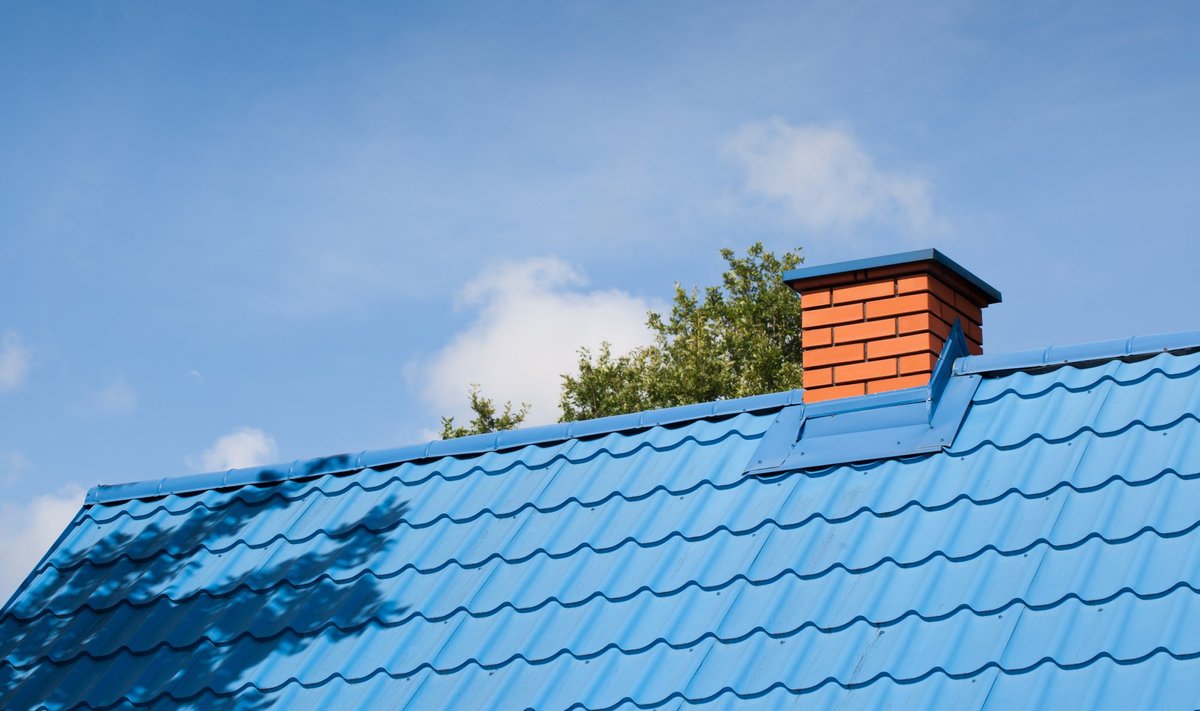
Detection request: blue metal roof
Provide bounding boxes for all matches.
[5,331,1200,709]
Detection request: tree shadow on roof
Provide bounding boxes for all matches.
[0,473,411,709]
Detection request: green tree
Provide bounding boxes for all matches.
[439,384,530,439]
[559,243,804,420]
[439,243,804,438]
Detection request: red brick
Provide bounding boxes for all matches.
[936,301,954,325]
[896,274,956,304]
[833,318,896,344]
[831,280,896,304]
[791,261,996,310]
[804,343,864,367]
[864,292,938,319]
[803,367,833,388]
[805,382,866,402]
[801,290,831,309]
[934,298,980,325]
[897,312,952,338]
[804,303,864,327]
[803,327,832,348]
[954,289,988,310]
[936,302,982,329]
[952,296,983,325]
[896,275,926,294]
[835,358,898,383]
[899,352,939,375]
[866,333,941,359]
[861,264,927,281]
[789,265,911,292]
[866,373,931,394]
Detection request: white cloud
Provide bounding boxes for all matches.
[189,427,279,471]
[724,117,938,235]
[0,451,32,486]
[0,485,85,605]
[0,331,31,392]
[91,377,137,415]
[411,257,660,427]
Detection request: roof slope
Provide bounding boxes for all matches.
[4,335,1200,709]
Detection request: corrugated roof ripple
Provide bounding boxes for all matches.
[4,350,1200,708]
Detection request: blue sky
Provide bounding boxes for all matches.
[1,1,1197,597]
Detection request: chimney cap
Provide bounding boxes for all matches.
[783,248,1002,305]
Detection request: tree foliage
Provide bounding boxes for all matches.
[439,243,804,438]
[559,242,804,420]
[439,384,530,439]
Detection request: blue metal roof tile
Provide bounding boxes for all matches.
[7,332,1200,708]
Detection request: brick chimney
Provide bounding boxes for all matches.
[784,249,1002,402]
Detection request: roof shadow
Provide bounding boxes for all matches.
[0,479,411,709]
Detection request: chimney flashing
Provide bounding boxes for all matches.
[745,322,982,476]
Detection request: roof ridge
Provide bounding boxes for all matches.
[85,389,803,506]
[956,328,1200,376]
[84,327,1200,507]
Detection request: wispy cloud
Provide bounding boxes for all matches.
[0,485,85,604]
[189,427,279,472]
[0,331,32,392]
[724,117,939,236]
[89,377,138,416]
[0,451,32,486]
[411,257,661,427]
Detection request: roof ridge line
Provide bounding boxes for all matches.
[84,389,804,506]
[955,328,1200,376]
[84,327,1200,507]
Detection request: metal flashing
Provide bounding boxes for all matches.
[782,248,1003,303]
[955,328,1200,376]
[85,389,805,506]
[747,321,979,475]
[743,403,805,473]
[928,318,967,406]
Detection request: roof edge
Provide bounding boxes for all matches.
[954,328,1200,375]
[85,389,806,506]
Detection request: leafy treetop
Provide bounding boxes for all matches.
[440,243,804,437]
[439,384,531,440]
[560,242,804,420]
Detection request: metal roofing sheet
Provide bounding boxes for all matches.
[5,343,1200,708]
